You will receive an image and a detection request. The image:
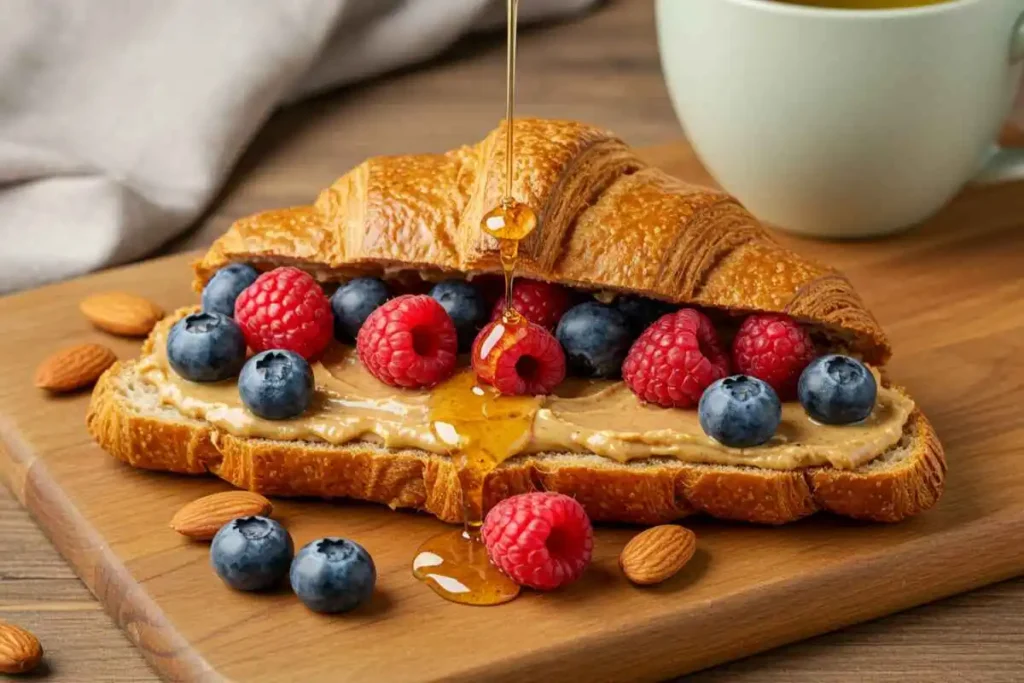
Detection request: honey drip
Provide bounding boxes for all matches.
[412,0,541,606]
[413,371,538,605]
[483,199,537,318]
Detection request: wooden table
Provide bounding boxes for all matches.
[2,1,1023,680]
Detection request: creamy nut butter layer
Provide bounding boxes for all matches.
[139,327,913,472]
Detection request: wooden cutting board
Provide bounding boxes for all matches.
[1,143,1023,683]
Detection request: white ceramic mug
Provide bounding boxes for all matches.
[656,0,1024,238]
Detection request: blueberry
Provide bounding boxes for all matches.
[239,350,313,420]
[613,295,676,335]
[210,516,293,591]
[201,264,259,317]
[699,375,781,448]
[166,312,246,382]
[555,302,633,378]
[798,354,877,425]
[290,537,376,614]
[429,280,488,352]
[331,277,390,342]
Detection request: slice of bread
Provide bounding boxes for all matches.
[86,355,945,525]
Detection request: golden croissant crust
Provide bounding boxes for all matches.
[195,118,890,364]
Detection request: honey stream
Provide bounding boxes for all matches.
[412,0,540,605]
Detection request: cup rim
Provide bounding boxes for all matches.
[712,0,980,19]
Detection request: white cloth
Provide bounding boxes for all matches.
[0,0,595,293]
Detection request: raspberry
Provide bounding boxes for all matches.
[622,308,729,408]
[490,278,571,330]
[732,313,816,400]
[356,295,458,389]
[472,319,566,395]
[234,267,333,360]
[482,492,593,591]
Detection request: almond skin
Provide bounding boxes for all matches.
[170,491,273,540]
[619,524,696,586]
[34,343,117,393]
[79,292,163,337]
[0,621,43,674]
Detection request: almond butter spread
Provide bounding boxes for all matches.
[137,326,914,471]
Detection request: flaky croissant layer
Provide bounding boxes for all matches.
[195,118,889,364]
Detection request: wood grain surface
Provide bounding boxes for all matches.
[2,0,1024,680]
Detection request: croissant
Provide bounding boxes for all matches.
[195,118,889,364]
[90,119,944,525]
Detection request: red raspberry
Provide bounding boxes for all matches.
[234,267,333,360]
[622,308,729,408]
[356,295,458,389]
[482,492,593,591]
[490,278,571,330]
[732,313,816,400]
[472,319,566,395]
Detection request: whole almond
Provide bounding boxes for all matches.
[34,343,116,392]
[80,292,163,337]
[619,524,696,586]
[0,622,43,674]
[171,491,273,540]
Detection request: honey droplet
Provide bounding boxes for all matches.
[482,199,536,314]
[481,200,537,241]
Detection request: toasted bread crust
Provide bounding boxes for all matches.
[86,361,945,525]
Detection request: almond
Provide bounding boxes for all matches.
[34,343,117,392]
[619,524,696,586]
[0,621,43,674]
[79,291,163,337]
[170,491,273,540]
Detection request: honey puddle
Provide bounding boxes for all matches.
[412,530,520,606]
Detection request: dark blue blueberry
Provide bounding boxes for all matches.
[555,302,633,378]
[166,312,246,382]
[612,295,676,335]
[699,375,781,448]
[210,516,293,592]
[201,264,259,317]
[290,537,376,614]
[331,277,390,342]
[239,350,313,420]
[798,355,877,425]
[429,280,488,352]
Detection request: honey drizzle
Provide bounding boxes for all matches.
[412,0,539,606]
[485,202,537,320]
[503,0,517,204]
[501,240,517,316]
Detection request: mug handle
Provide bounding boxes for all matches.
[973,14,1024,185]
